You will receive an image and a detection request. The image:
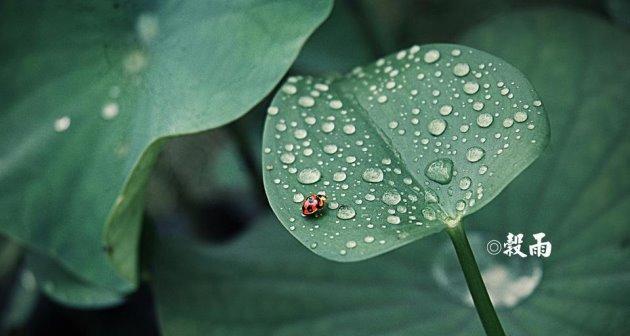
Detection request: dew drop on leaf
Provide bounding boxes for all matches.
[336,205,356,220]
[297,168,321,184]
[425,158,454,184]
[362,168,384,183]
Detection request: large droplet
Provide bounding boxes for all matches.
[337,205,356,220]
[297,168,321,184]
[466,147,485,163]
[425,158,454,184]
[280,152,295,164]
[362,168,384,183]
[424,49,440,63]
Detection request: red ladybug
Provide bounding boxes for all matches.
[301,193,327,217]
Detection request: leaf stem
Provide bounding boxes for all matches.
[446,223,506,336]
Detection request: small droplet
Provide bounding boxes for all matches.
[477,113,493,128]
[345,240,357,248]
[322,122,335,133]
[293,193,304,203]
[428,119,447,136]
[267,106,279,115]
[54,116,71,132]
[422,208,437,221]
[280,152,295,164]
[425,158,454,184]
[362,168,384,183]
[282,84,297,95]
[329,100,343,109]
[424,50,440,63]
[337,205,356,220]
[298,96,315,107]
[503,118,514,128]
[466,147,485,163]
[364,236,375,243]
[298,168,321,184]
[382,190,402,206]
[101,102,119,120]
[514,111,528,122]
[343,124,356,135]
[323,144,338,154]
[463,82,479,94]
[294,129,307,139]
[459,177,472,190]
[387,215,401,225]
[333,171,347,182]
[439,105,453,116]
[452,63,470,77]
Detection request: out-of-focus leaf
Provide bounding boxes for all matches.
[293,1,374,74]
[608,0,630,28]
[1,268,39,333]
[26,252,124,308]
[263,44,548,262]
[0,0,332,294]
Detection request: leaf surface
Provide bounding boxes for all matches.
[263,44,549,261]
[0,0,332,292]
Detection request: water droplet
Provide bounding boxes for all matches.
[364,236,375,243]
[298,168,321,184]
[101,102,119,120]
[459,177,472,190]
[387,215,401,225]
[466,147,485,163]
[428,119,447,136]
[54,116,71,132]
[298,96,315,107]
[452,63,470,77]
[502,118,514,128]
[333,171,347,182]
[424,49,440,63]
[282,84,297,95]
[294,129,307,139]
[322,122,335,133]
[293,193,304,203]
[425,158,454,184]
[267,106,279,115]
[377,95,388,103]
[472,101,484,111]
[533,100,542,107]
[362,168,384,183]
[337,205,356,220]
[422,208,437,221]
[346,240,357,248]
[477,113,493,128]
[382,190,402,206]
[343,124,356,135]
[514,111,528,122]
[439,105,453,116]
[280,152,295,164]
[323,144,338,154]
[329,100,343,109]
[463,82,479,95]
[425,189,439,203]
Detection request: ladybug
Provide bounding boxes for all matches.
[301,193,327,217]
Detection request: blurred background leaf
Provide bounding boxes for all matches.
[0,0,332,297]
[150,6,630,336]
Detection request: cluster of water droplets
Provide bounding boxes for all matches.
[263,45,545,258]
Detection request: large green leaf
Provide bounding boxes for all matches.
[153,8,630,335]
[0,0,332,293]
[262,44,549,261]
[26,252,124,308]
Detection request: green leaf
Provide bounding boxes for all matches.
[0,0,332,293]
[607,0,630,28]
[262,44,549,262]
[26,252,124,308]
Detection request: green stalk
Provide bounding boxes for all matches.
[446,223,506,336]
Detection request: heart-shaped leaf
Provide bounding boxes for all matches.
[0,0,332,293]
[262,44,549,261]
